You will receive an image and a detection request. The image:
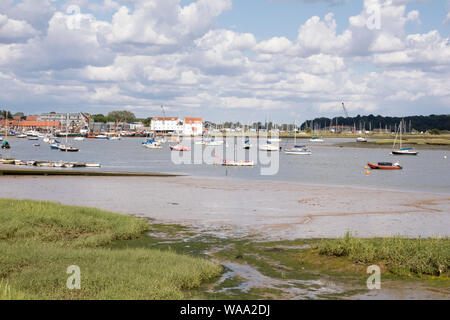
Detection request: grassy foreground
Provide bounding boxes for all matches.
[0,199,222,300]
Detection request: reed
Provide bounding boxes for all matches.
[315,232,449,276]
[0,199,222,299]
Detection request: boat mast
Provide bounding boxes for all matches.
[66,113,69,152]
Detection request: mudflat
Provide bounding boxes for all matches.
[1,175,448,239]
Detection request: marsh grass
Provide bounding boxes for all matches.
[315,233,450,277]
[0,199,222,299]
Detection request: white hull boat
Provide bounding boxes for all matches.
[259,144,280,151]
[222,160,254,167]
[144,143,162,149]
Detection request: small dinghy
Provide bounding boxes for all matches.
[170,144,191,151]
[368,162,402,170]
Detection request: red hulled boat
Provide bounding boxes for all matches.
[368,162,402,170]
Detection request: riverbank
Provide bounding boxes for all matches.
[1,199,448,300]
[335,141,450,151]
[0,199,221,299]
[0,164,184,177]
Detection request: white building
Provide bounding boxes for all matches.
[129,122,144,131]
[150,116,203,136]
[183,117,203,136]
[151,117,183,133]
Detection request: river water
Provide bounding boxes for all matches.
[2,137,449,194]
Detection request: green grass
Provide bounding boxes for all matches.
[315,232,450,277]
[0,199,222,299]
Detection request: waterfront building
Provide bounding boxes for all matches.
[129,122,144,131]
[183,117,203,136]
[151,117,183,133]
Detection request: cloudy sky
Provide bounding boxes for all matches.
[0,0,449,123]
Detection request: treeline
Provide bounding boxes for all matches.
[300,114,450,132]
[92,110,152,126]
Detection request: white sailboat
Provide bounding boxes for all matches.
[392,120,418,156]
[285,124,312,155]
[59,113,79,152]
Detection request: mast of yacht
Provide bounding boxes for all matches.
[65,113,69,152]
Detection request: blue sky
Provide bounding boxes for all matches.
[0,0,449,123]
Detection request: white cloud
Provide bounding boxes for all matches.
[0,14,37,43]
[0,0,449,119]
[256,37,292,54]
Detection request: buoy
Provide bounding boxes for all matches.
[364,166,368,169]
[445,156,448,159]
[214,162,217,166]
[215,153,219,158]
[366,171,371,175]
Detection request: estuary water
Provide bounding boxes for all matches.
[1,136,449,194]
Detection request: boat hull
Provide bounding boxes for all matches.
[368,163,402,170]
[392,150,418,155]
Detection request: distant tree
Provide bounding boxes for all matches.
[13,112,24,117]
[142,117,152,127]
[107,110,136,123]
[0,110,13,119]
[305,128,312,134]
[430,129,441,135]
[92,114,108,123]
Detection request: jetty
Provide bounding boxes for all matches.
[0,165,183,177]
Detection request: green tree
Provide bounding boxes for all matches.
[142,117,152,127]
[430,129,441,135]
[107,110,136,123]
[93,114,108,123]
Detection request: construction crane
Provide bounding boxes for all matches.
[341,102,349,118]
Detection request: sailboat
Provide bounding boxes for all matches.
[392,120,418,155]
[309,136,324,142]
[143,137,162,149]
[59,113,79,152]
[285,124,312,155]
[223,138,254,166]
[259,141,280,151]
[1,122,10,149]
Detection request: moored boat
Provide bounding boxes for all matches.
[285,146,312,155]
[259,142,280,151]
[222,160,254,167]
[392,120,418,156]
[170,144,191,151]
[356,137,368,142]
[368,162,402,170]
[392,148,419,155]
[58,145,80,152]
[309,137,324,142]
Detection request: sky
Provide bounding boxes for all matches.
[0,0,449,123]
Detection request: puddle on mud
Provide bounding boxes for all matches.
[145,222,449,300]
[214,261,346,299]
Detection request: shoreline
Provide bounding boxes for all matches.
[1,175,449,240]
[332,141,450,151]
